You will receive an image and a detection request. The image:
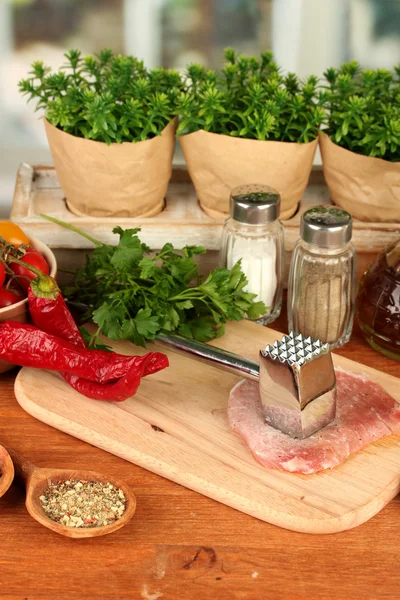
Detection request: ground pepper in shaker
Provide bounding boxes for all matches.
[220,184,284,325]
[287,206,356,349]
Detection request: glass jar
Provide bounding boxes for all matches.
[356,238,400,361]
[288,207,357,349]
[220,184,284,325]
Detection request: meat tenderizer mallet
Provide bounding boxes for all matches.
[259,332,337,439]
[156,330,337,439]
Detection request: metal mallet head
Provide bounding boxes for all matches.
[259,332,337,439]
[155,330,336,440]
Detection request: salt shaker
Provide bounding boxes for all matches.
[220,184,284,325]
[288,206,357,349]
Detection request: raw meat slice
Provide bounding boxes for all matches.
[228,368,400,474]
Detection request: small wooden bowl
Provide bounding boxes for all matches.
[26,468,137,539]
[0,235,57,374]
[0,445,14,498]
[5,445,136,538]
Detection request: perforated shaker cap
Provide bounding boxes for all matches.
[230,184,281,225]
[300,206,353,248]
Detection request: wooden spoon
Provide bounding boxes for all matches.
[4,445,136,538]
[0,445,14,499]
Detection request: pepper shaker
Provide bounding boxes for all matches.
[288,206,357,349]
[220,184,284,325]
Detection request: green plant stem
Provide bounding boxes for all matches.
[7,257,45,278]
[40,214,104,247]
[7,257,59,296]
[58,267,78,274]
[169,290,205,300]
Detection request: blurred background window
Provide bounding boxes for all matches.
[1,0,400,215]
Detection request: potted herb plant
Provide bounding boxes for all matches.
[177,48,326,220]
[19,49,182,218]
[320,61,400,222]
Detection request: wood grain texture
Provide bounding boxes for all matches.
[10,164,400,252]
[0,445,14,498]
[10,163,395,289]
[1,309,400,600]
[13,320,400,536]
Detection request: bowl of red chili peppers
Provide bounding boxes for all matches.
[0,222,57,373]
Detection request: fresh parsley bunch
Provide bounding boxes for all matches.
[19,49,183,144]
[323,61,400,161]
[62,225,266,347]
[177,48,327,143]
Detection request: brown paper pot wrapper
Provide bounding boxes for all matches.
[319,131,400,223]
[178,130,318,220]
[44,118,176,218]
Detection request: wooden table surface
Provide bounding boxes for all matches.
[1,308,399,600]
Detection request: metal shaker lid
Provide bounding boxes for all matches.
[230,184,281,225]
[300,206,352,248]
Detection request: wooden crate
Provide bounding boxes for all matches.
[10,163,400,282]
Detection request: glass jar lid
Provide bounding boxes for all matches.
[230,184,281,225]
[300,206,353,248]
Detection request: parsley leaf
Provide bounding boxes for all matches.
[79,326,113,352]
[63,225,267,347]
[134,308,160,338]
[92,302,125,341]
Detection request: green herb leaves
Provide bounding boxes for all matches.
[324,61,400,161]
[65,227,266,347]
[20,46,400,158]
[177,48,327,143]
[19,49,182,145]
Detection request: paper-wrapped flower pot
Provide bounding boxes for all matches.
[179,130,318,220]
[319,131,400,223]
[44,118,176,218]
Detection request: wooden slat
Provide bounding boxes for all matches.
[10,164,400,253]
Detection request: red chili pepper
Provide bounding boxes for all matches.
[28,275,156,379]
[28,282,86,348]
[65,352,168,401]
[0,321,166,384]
[27,273,169,401]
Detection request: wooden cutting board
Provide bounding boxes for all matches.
[13,320,400,534]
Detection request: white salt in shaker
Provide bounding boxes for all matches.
[220,184,284,325]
